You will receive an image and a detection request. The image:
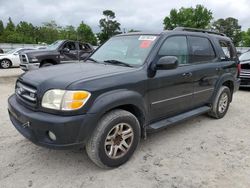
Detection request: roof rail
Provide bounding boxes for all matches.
[173,27,226,36]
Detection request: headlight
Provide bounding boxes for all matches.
[30,58,38,62]
[42,89,91,111]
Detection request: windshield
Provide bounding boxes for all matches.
[90,35,158,66]
[6,49,18,54]
[46,40,64,50]
[239,51,250,61]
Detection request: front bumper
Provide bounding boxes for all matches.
[8,94,97,149]
[239,78,250,88]
[20,63,40,71]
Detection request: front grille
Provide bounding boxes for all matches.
[15,81,37,106]
[20,54,29,64]
[240,69,250,79]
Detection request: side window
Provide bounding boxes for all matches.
[79,43,86,50]
[219,40,235,60]
[158,36,188,65]
[63,42,76,51]
[188,36,216,63]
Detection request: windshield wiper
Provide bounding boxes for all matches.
[104,60,133,67]
[86,57,98,63]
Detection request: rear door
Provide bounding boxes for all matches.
[187,36,220,107]
[78,42,93,60]
[60,41,79,63]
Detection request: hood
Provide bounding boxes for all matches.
[23,49,57,57]
[20,62,134,89]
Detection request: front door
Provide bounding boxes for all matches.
[60,41,79,63]
[148,36,194,122]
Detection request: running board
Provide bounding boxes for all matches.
[147,106,211,132]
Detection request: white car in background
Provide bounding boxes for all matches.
[0,48,35,69]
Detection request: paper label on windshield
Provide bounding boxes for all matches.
[138,36,156,41]
[140,40,152,48]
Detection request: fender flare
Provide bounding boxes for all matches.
[77,89,148,142]
[88,89,148,120]
[211,73,235,103]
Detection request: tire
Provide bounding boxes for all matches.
[0,59,11,69]
[41,62,53,67]
[86,109,141,168]
[208,86,231,119]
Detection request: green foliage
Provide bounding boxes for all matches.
[212,17,242,46]
[97,10,121,44]
[163,5,213,30]
[77,21,97,45]
[0,18,98,45]
[241,29,250,47]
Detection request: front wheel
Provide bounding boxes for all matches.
[208,86,231,119]
[0,59,11,69]
[86,109,141,168]
[40,62,54,67]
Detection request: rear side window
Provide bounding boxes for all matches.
[158,36,188,65]
[219,40,235,60]
[188,36,216,63]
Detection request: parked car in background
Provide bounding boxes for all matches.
[239,50,250,87]
[20,40,95,71]
[0,48,35,69]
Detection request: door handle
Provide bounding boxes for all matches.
[182,72,193,77]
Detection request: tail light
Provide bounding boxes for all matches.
[237,63,241,77]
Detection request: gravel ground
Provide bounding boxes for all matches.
[0,70,250,188]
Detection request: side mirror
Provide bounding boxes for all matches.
[155,56,178,70]
[62,48,70,53]
[13,53,19,56]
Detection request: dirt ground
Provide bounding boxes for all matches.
[0,69,250,188]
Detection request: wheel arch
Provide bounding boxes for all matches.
[212,74,235,103]
[40,59,57,67]
[80,90,148,141]
[0,58,12,67]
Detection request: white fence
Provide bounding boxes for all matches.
[0,43,46,52]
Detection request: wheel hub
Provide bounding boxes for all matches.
[104,123,134,159]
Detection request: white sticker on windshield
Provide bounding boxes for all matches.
[138,36,157,41]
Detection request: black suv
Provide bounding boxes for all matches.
[20,40,94,71]
[8,27,240,168]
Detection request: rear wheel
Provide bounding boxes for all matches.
[86,109,141,168]
[0,59,11,69]
[208,86,231,119]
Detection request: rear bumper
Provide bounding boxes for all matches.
[8,94,97,149]
[20,63,40,71]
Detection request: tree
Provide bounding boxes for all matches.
[5,17,15,32]
[212,17,242,46]
[77,21,97,45]
[163,5,213,30]
[97,10,121,44]
[241,29,250,47]
[0,20,4,35]
[16,21,36,43]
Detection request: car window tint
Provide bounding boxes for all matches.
[158,36,188,65]
[63,42,76,50]
[219,41,235,60]
[188,36,215,63]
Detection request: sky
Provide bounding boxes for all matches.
[0,0,250,33]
